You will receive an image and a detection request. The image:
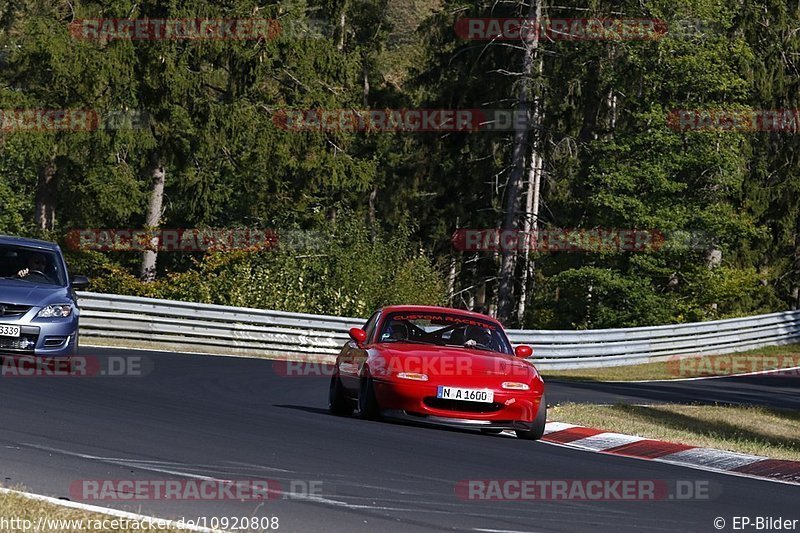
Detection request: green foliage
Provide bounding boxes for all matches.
[532,263,783,330]
[0,178,30,234]
[542,267,677,329]
[681,265,783,321]
[80,219,446,317]
[2,0,800,329]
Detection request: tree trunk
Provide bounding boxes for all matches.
[579,60,601,142]
[516,146,543,324]
[447,253,458,306]
[336,1,348,51]
[367,185,378,241]
[140,154,165,282]
[604,45,618,135]
[490,250,500,317]
[364,55,376,240]
[362,61,370,107]
[792,227,800,310]
[475,281,487,314]
[496,0,542,325]
[516,26,546,325]
[465,252,477,310]
[447,216,460,305]
[34,157,57,231]
[705,247,722,312]
[705,248,722,268]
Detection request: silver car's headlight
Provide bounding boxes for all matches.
[37,304,74,318]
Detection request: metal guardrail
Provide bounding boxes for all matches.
[76,292,800,369]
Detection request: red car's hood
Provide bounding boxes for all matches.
[371,343,535,381]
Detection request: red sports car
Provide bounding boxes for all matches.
[328,305,546,440]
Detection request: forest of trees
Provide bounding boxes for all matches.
[1,0,799,329]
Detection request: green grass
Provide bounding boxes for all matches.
[549,403,800,461]
[540,343,800,381]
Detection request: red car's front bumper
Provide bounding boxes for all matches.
[372,378,544,428]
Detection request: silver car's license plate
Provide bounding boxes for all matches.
[0,325,21,337]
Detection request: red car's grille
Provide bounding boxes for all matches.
[423,397,504,413]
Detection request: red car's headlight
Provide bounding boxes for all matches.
[397,372,429,381]
[501,381,530,390]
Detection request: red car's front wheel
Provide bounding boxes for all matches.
[515,393,547,441]
[358,372,381,420]
[329,372,354,416]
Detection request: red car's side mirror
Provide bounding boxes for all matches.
[514,345,533,358]
[349,328,368,344]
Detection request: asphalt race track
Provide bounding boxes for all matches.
[547,375,800,410]
[0,347,797,532]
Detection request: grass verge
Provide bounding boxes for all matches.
[0,489,188,532]
[540,343,800,381]
[548,403,800,461]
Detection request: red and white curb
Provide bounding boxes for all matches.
[541,422,800,485]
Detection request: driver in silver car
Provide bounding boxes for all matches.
[16,252,50,281]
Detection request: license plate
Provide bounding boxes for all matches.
[0,325,20,338]
[437,386,494,403]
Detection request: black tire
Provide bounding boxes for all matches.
[515,393,547,441]
[358,372,381,420]
[329,372,354,416]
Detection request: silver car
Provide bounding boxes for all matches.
[0,235,88,358]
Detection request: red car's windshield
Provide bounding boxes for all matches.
[378,311,512,355]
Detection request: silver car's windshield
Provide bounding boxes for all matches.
[0,245,66,286]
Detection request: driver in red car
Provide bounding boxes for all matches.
[464,325,493,349]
